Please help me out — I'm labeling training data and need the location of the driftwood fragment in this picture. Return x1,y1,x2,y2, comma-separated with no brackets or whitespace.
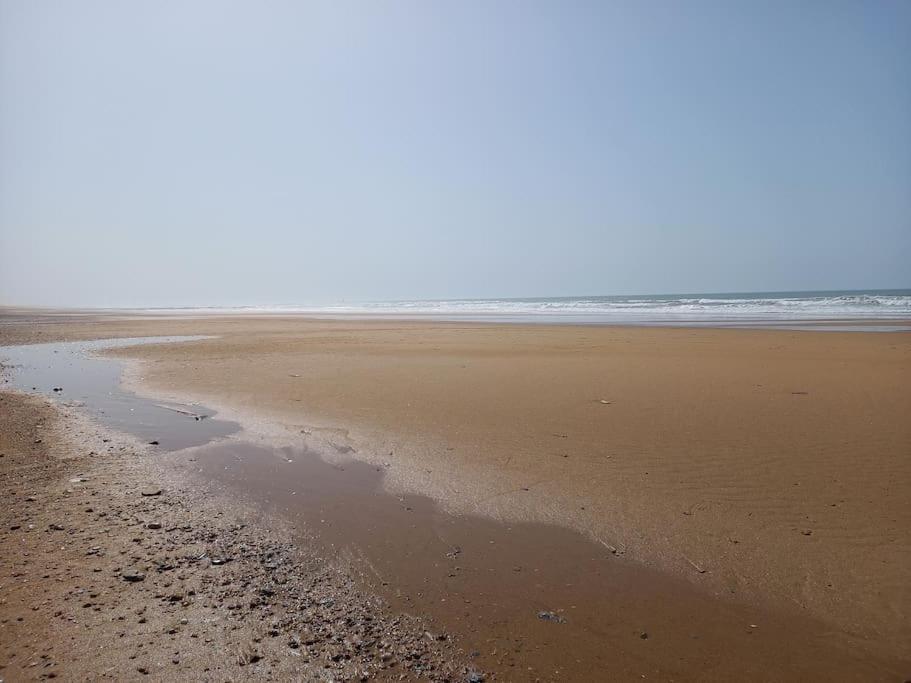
154,404,207,420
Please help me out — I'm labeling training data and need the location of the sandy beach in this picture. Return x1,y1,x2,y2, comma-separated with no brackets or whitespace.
4,0,909,678
1,312,909,680
0,383,471,681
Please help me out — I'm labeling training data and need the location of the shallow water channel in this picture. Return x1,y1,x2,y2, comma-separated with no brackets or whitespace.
0,337,239,450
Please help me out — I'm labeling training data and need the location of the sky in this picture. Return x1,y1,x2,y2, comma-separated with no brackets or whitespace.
1,0,909,307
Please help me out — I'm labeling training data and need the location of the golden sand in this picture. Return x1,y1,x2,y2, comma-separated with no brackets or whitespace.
3,314,909,663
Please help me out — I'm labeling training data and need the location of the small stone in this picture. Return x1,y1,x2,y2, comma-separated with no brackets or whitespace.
140,489,162,497
639,631,649,640
122,570,145,582
146,522,162,530
467,671,486,683
537,610,565,623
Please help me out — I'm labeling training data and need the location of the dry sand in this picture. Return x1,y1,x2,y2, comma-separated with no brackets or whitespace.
2,313,909,679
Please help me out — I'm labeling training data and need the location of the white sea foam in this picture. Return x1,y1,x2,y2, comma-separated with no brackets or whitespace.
129,291,911,326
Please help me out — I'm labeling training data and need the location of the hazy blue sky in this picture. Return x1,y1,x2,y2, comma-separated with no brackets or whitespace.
1,1,909,307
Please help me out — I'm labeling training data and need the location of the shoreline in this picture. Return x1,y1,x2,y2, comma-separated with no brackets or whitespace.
2,304,911,340
2,313,910,679
0,389,473,681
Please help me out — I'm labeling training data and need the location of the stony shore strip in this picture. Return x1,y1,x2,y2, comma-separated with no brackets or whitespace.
0,390,477,681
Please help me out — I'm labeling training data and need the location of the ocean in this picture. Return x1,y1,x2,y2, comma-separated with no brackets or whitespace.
142,289,911,328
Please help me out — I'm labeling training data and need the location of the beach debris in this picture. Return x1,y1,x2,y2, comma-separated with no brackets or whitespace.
148,440,159,446
537,610,566,623
466,670,486,683
289,373,302,378
639,631,649,640
801,529,813,536
140,488,162,497
791,391,809,395
48,523,65,531
121,569,146,582
154,404,207,420
52,387,63,392
598,399,612,404
684,556,707,574
146,522,162,530
598,539,622,555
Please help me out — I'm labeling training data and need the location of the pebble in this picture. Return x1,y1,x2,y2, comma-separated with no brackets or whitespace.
537,610,565,623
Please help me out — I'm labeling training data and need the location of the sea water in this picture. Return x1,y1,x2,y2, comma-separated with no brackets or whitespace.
131,289,911,328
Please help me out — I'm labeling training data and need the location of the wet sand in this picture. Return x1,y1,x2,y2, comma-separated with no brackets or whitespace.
2,313,910,679
0,391,472,681
173,440,904,680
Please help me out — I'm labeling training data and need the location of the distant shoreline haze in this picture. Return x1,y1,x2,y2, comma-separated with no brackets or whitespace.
60,289,907,326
